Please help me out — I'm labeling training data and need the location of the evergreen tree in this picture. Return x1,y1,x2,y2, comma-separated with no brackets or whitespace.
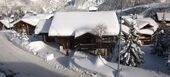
152,18,170,68
118,22,144,67
152,21,170,57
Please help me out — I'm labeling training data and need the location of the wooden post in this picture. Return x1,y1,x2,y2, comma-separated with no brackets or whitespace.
43,34,46,42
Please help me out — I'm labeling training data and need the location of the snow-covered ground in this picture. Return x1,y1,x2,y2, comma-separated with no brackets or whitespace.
73,50,170,77
140,45,170,74
0,31,92,77
0,30,170,77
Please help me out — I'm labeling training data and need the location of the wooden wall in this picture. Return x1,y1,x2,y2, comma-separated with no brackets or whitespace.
49,33,117,56
139,34,151,45
54,34,117,50
55,36,74,49
14,21,35,34
74,33,117,56
39,33,55,42
75,34,117,49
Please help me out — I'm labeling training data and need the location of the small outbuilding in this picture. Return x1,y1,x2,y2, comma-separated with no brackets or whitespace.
13,14,53,35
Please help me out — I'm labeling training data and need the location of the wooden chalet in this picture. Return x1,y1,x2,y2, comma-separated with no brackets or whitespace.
14,14,53,35
137,24,154,44
48,11,120,56
136,18,158,44
122,17,159,45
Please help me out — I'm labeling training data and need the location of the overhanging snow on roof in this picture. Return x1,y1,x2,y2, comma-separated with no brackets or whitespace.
0,18,14,28
74,27,96,38
20,14,53,26
49,11,120,36
136,18,158,32
138,29,155,35
35,18,53,34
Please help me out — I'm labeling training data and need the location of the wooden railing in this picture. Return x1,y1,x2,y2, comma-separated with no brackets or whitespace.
74,42,114,51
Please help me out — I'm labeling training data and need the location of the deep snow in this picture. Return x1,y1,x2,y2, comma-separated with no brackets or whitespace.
1,30,170,77
0,30,92,77
73,47,170,77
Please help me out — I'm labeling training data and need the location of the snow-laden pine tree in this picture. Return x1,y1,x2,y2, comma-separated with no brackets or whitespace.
118,21,144,67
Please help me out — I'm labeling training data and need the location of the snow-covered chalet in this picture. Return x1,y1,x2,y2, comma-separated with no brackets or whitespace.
47,11,120,56
13,14,53,34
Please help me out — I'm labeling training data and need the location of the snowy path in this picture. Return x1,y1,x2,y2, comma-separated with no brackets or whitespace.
0,32,87,77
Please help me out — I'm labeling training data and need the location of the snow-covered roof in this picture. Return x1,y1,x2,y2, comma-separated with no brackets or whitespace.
22,13,36,18
74,27,96,38
49,11,120,36
0,18,14,28
122,24,130,35
136,18,159,32
89,6,98,11
122,17,158,35
157,12,170,21
16,14,53,26
138,29,155,35
34,18,53,34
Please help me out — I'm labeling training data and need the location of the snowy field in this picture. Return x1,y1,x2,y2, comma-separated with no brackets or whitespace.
0,30,169,77
0,0,170,77
0,31,92,77
73,48,170,77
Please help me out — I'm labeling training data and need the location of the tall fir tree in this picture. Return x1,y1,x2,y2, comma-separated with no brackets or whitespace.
118,22,144,67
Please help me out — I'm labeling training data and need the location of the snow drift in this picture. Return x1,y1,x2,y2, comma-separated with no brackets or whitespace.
0,73,5,77
27,41,45,52
73,55,170,77
92,55,107,67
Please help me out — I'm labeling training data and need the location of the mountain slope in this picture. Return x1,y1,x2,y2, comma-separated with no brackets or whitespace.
0,0,168,15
